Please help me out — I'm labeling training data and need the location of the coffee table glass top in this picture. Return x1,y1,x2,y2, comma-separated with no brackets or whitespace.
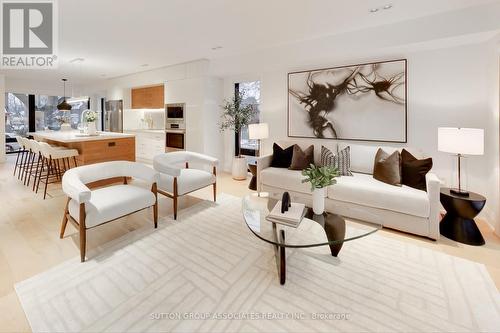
242,194,382,248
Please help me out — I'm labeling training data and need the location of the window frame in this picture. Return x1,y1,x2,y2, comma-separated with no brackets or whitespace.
234,81,261,157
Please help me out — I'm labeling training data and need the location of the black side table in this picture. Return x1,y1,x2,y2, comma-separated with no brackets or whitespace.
248,163,257,190
440,188,486,246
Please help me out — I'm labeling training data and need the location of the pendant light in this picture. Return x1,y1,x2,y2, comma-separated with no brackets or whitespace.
57,78,72,111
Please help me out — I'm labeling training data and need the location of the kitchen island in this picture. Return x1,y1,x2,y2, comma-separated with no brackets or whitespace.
30,130,136,166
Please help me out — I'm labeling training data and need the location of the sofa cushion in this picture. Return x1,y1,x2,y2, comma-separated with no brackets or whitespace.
68,185,155,228
260,167,327,197
271,143,295,168
373,148,402,186
320,145,352,176
158,168,215,195
327,172,430,218
401,149,433,191
289,144,314,170
338,144,401,174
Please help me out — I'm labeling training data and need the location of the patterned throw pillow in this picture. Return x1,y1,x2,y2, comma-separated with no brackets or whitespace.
320,146,352,176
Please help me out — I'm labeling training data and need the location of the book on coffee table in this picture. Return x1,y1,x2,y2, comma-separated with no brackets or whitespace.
266,201,306,228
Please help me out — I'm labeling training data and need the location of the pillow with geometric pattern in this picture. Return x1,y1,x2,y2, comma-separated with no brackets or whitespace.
320,145,352,176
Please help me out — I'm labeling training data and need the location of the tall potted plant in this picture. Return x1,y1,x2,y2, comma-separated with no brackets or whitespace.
220,90,255,180
302,164,340,214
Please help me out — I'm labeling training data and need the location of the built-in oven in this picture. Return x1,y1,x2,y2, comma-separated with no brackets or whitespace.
166,130,185,151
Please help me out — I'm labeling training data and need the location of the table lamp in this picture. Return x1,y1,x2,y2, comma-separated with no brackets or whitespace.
249,123,269,157
438,127,484,196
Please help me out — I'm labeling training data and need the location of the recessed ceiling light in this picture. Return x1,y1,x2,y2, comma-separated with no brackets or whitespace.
211,46,223,50
369,8,379,13
383,4,393,10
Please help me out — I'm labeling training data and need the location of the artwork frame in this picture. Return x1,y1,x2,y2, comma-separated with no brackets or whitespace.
287,59,407,143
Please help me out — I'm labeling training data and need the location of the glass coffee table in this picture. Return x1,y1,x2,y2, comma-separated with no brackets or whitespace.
242,194,382,285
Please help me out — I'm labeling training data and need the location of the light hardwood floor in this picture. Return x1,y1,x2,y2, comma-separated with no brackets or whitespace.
0,154,499,332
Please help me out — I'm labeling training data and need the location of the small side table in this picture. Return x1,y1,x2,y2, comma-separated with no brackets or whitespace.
440,188,486,246
248,163,257,190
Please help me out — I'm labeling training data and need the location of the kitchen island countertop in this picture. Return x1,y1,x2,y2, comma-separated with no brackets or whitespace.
29,130,135,143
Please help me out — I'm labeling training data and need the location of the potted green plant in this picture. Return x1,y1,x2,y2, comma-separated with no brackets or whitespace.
301,164,340,214
219,90,256,180
84,110,98,135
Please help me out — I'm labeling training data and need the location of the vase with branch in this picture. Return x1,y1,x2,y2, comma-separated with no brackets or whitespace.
220,90,256,180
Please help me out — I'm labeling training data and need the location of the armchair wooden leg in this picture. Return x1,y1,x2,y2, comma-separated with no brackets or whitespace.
60,198,70,238
173,196,178,220
173,177,178,220
152,183,158,228
212,166,217,202
79,203,86,262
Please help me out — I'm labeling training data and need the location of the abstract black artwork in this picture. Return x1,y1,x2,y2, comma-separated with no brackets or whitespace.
288,59,407,143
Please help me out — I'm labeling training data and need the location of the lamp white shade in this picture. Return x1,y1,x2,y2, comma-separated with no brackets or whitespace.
438,127,484,155
248,123,269,140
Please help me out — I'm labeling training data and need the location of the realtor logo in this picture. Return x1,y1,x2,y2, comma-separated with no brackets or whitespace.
1,0,58,68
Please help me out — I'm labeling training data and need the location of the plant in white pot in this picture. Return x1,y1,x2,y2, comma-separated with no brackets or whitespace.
84,110,98,135
219,90,256,180
301,164,340,214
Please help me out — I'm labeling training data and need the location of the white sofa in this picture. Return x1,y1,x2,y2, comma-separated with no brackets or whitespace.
256,141,441,240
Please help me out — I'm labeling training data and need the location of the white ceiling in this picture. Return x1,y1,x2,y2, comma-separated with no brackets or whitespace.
0,0,498,82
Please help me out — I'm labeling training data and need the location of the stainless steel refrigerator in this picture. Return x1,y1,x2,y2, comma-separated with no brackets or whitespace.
104,100,123,132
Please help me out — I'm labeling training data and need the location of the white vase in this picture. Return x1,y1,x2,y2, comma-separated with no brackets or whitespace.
312,187,325,215
232,157,248,180
60,123,72,131
87,122,97,135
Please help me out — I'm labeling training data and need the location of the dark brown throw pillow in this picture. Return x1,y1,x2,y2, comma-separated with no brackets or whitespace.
271,143,295,168
373,148,402,186
401,149,433,191
289,145,314,170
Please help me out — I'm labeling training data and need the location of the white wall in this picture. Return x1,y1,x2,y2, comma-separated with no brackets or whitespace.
85,60,224,161
220,40,500,233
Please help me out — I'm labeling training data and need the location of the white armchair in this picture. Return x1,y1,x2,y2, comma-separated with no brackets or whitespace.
153,151,218,219
61,161,160,262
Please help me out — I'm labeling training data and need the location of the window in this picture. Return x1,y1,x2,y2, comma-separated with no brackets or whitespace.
34,95,61,130
235,80,260,156
35,95,90,130
4,92,91,153
5,93,29,136
4,93,29,153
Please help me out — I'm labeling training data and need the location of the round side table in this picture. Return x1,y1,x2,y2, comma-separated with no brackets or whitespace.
440,188,486,246
248,164,257,191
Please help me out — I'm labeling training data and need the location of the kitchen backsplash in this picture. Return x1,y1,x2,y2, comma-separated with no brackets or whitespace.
123,109,164,130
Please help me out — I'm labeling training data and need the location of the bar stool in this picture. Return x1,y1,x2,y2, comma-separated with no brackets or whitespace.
19,137,36,184
36,143,79,199
28,140,56,190
13,137,28,179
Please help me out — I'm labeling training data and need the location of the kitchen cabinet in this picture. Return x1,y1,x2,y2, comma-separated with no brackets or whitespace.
131,85,164,109
124,130,165,163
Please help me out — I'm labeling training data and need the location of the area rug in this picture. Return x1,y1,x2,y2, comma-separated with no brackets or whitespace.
15,194,500,332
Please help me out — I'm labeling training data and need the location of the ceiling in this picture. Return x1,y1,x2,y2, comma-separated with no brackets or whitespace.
0,0,498,82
